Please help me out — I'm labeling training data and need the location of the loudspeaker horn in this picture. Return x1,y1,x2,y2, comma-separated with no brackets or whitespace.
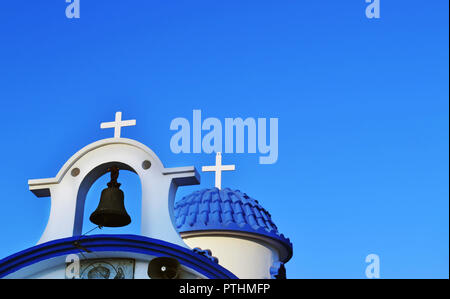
147,257,180,279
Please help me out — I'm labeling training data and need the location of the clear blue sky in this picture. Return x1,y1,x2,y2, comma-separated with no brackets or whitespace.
0,1,448,278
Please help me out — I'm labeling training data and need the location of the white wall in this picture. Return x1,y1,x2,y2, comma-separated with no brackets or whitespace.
4,253,204,279
182,235,279,279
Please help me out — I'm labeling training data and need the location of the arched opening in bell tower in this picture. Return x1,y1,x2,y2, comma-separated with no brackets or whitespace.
77,162,143,236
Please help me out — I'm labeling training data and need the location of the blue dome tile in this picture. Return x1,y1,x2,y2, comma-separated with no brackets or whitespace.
174,187,292,260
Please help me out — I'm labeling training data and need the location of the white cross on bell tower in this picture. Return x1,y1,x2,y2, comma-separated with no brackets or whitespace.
100,111,136,138
202,152,236,190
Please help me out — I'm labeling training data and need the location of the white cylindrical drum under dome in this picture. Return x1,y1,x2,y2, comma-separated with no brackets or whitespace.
174,188,293,279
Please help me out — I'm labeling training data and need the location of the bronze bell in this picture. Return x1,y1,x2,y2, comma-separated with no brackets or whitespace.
89,166,131,227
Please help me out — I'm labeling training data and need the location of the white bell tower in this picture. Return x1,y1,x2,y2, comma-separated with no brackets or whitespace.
28,112,200,247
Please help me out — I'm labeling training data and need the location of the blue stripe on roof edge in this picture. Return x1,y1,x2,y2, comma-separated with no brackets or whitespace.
0,234,237,279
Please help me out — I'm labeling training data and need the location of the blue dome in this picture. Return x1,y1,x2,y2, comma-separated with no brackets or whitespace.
174,188,292,262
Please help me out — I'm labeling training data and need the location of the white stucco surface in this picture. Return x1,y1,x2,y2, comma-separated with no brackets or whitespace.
28,138,200,247
182,234,280,279
4,252,204,279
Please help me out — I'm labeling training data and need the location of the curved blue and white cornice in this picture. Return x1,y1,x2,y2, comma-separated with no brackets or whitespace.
0,235,237,279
